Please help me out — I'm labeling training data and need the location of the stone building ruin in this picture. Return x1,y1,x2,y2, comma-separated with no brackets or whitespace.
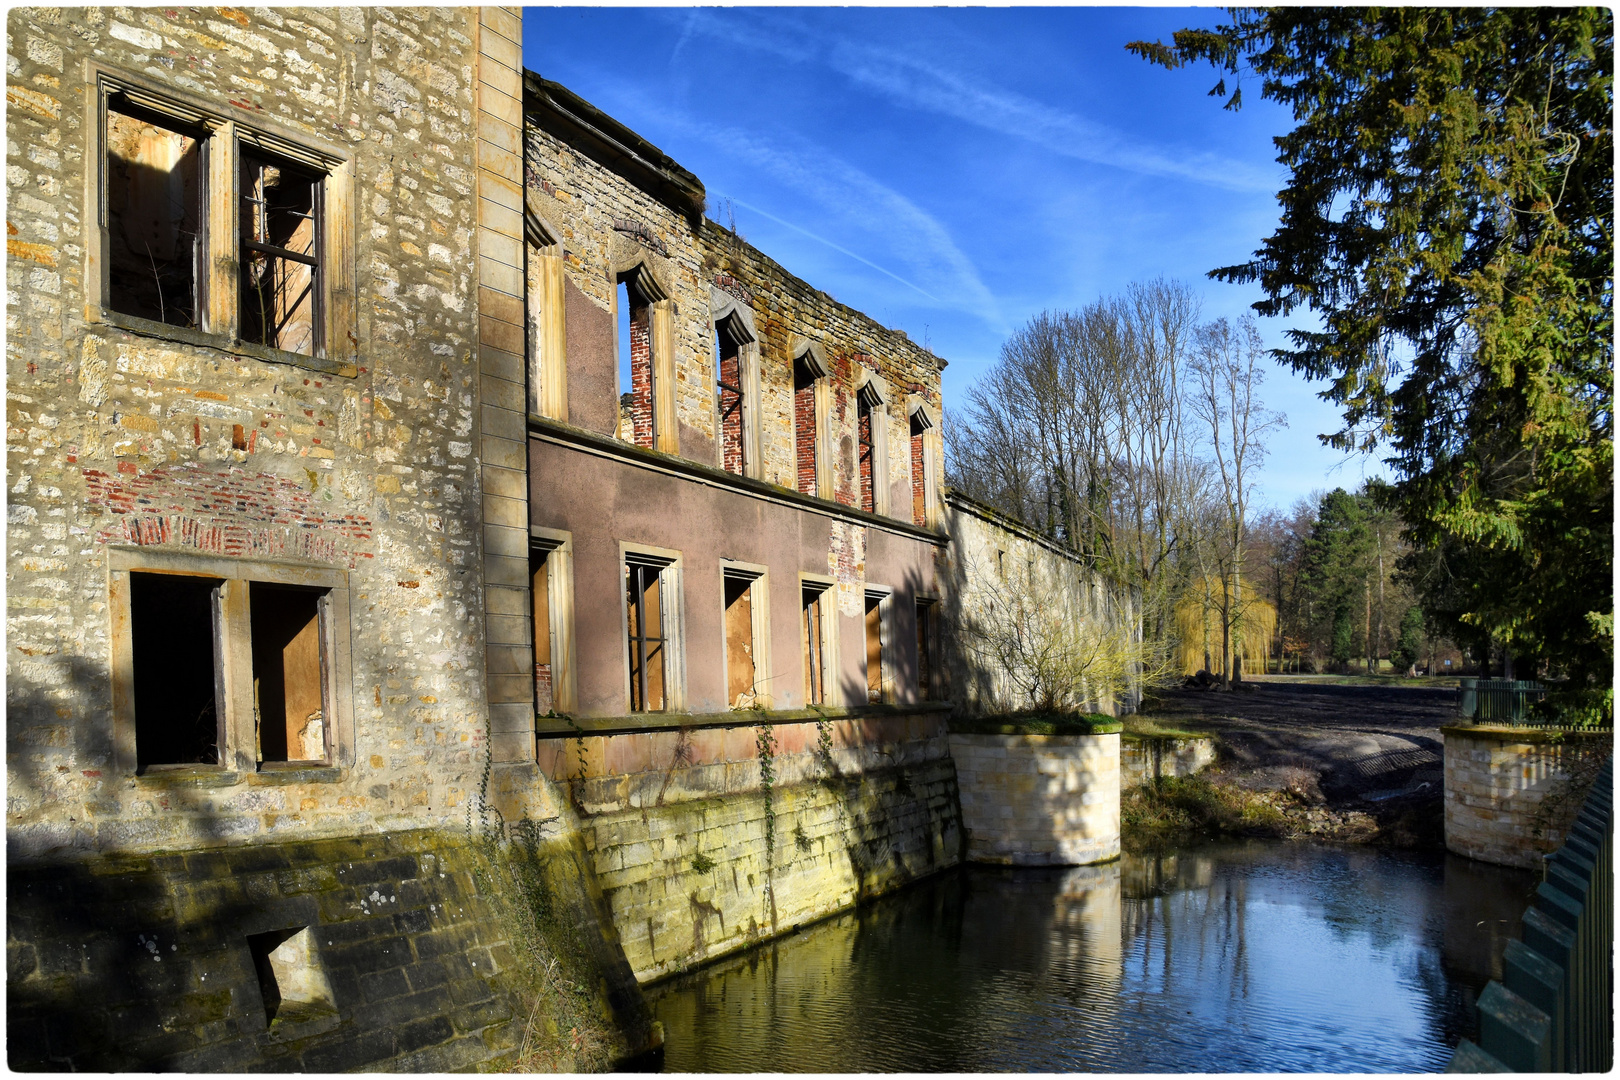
6,7,1136,1070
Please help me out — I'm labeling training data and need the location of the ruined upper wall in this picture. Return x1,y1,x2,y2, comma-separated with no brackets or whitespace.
6,6,493,858
521,77,947,522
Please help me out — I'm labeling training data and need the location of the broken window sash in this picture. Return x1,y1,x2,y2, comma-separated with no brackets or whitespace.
105,98,207,329
802,584,827,706
532,551,553,714
626,559,668,712
240,151,323,356
716,329,747,476
858,398,876,514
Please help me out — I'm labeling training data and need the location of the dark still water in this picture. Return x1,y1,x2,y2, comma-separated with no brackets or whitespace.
649,841,1537,1073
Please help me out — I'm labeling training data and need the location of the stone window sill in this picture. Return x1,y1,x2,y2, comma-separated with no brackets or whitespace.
96,309,357,379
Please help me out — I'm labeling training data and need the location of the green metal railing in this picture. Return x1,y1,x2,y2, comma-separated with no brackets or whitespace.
1448,755,1613,1072
1458,678,1549,724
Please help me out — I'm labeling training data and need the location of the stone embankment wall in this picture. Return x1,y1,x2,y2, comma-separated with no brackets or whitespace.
1442,725,1612,869
538,711,961,982
1121,735,1216,787
6,827,650,1072
949,733,1120,866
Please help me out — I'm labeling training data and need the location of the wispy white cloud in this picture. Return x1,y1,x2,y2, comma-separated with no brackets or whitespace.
653,9,1278,194
642,104,1006,329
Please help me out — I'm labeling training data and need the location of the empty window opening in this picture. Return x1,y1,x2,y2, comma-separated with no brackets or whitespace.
793,357,820,496
250,583,329,764
618,278,656,448
716,327,746,476
916,601,935,701
802,584,830,706
106,99,205,329
865,593,885,704
626,559,669,712
724,571,760,708
240,152,322,357
248,926,335,1026
910,413,928,526
131,572,224,769
858,398,876,514
532,550,554,714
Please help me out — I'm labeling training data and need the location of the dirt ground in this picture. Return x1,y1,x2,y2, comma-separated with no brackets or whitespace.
1134,675,1461,847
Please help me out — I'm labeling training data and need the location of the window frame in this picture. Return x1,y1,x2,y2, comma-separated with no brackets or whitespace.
720,560,772,709
907,396,941,529
863,585,893,705
710,288,763,480
791,338,833,499
915,595,940,702
107,547,353,779
614,261,677,454
800,574,839,708
530,527,578,715
526,204,568,420
620,543,685,714
84,63,357,378
855,366,891,517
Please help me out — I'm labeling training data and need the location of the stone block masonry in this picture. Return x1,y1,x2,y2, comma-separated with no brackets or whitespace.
537,712,962,983
1442,725,1613,869
950,733,1121,866
6,829,628,1072
1121,735,1216,787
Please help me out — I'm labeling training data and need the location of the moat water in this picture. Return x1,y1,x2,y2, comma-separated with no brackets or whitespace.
649,840,1537,1072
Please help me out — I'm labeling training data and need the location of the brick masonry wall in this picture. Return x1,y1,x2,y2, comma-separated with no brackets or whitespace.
536,716,962,982
949,733,1121,866
6,6,489,852
1121,735,1216,787
1442,726,1612,870
9,830,543,1071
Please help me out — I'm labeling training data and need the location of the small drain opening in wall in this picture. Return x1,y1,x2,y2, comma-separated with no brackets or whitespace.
247,926,336,1025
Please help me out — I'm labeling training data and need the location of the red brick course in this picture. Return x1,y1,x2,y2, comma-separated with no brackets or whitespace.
84,464,375,567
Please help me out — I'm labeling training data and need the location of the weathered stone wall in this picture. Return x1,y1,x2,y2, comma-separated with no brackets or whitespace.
7,6,490,854
537,712,962,982
6,827,650,1072
523,116,946,525
1121,735,1216,787
949,732,1121,866
1442,725,1612,869
941,493,1140,716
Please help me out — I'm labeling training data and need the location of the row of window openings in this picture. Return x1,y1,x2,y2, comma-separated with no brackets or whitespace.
531,549,936,715
613,279,932,525
105,97,323,356
129,572,331,770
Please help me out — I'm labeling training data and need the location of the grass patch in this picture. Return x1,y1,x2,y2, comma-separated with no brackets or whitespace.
1122,715,1210,741
948,711,1122,737
1122,775,1291,844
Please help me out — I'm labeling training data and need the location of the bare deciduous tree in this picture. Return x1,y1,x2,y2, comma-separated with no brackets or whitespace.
1190,315,1285,685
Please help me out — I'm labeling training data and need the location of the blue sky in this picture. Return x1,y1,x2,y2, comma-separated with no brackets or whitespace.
523,7,1389,512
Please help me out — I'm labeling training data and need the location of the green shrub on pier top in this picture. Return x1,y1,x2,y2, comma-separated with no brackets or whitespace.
948,711,1122,737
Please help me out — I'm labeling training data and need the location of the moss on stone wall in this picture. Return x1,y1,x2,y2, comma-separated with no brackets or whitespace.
7,828,653,1073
